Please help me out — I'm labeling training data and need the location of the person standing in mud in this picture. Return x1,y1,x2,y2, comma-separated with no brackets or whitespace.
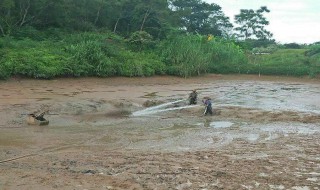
203,97,213,116
189,90,198,105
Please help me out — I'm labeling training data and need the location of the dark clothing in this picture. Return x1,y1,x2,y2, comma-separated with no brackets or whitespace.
203,99,213,115
189,91,198,105
189,91,197,105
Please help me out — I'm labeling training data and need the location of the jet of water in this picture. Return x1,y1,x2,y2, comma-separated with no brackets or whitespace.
132,99,198,116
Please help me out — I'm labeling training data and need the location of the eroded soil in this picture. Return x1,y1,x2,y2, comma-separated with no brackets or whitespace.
0,75,319,190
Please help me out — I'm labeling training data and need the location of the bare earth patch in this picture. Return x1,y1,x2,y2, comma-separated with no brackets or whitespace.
0,75,319,190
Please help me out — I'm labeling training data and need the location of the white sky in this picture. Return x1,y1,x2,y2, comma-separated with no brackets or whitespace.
204,0,320,44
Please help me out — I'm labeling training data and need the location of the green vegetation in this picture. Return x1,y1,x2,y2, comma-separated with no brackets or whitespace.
247,49,320,77
0,0,319,79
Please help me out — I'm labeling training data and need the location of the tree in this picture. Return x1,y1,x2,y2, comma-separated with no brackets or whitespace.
234,6,272,40
0,0,32,36
169,0,232,36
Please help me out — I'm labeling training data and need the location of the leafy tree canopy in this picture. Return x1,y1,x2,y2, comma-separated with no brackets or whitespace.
234,6,272,40
169,0,233,36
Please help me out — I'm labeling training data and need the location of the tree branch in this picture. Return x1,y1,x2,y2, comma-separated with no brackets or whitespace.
140,9,151,31
0,23,5,36
19,0,31,27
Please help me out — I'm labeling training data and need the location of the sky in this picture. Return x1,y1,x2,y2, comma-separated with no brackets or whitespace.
204,0,320,44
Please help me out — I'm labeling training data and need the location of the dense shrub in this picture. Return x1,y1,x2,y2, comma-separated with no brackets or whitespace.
159,35,248,77
206,38,247,74
0,38,67,79
305,44,320,56
118,51,165,77
127,31,155,51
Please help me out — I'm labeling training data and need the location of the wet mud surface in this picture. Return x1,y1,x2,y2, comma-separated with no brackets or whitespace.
0,75,320,189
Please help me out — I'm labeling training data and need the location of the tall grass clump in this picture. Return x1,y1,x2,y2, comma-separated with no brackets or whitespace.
65,40,117,77
64,32,165,77
159,35,248,77
206,38,247,74
117,51,165,77
64,32,123,77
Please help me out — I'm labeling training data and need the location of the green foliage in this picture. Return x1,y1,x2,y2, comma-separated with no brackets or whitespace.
62,32,119,77
236,38,277,50
127,31,154,51
252,44,278,54
234,6,272,40
159,35,210,77
12,27,67,41
117,51,165,77
0,61,12,79
207,38,248,74
159,34,247,77
283,43,302,49
62,32,165,77
247,49,319,77
170,0,232,36
0,29,318,80
305,44,320,56
1,39,67,79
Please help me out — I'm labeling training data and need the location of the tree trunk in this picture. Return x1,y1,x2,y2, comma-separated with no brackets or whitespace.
94,7,102,26
113,17,120,33
0,24,5,36
17,0,31,27
140,9,150,31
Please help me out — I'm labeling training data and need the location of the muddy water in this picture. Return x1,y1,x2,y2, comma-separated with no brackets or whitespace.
0,75,319,154
1,75,320,189
211,81,320,114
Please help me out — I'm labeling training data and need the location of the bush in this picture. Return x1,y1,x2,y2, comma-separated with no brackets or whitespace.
206,38,247,74
0,61,12,79
65,40,106,76
0,38,68,79
159,35,210,77
305,44,320,56
127,31,155,51
159,35,248,77
118,51,165,77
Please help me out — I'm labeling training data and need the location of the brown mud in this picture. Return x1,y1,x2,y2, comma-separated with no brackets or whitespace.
0,75,319,190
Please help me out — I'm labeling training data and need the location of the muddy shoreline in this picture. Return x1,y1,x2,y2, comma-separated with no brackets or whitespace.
0,74,319,189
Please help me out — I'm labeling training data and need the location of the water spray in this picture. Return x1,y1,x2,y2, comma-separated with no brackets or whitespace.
132,99,198,116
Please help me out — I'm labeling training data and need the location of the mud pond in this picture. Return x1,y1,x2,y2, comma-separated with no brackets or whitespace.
0,75,319,189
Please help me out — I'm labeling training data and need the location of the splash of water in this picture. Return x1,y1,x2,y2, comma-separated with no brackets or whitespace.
132,99,198,116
